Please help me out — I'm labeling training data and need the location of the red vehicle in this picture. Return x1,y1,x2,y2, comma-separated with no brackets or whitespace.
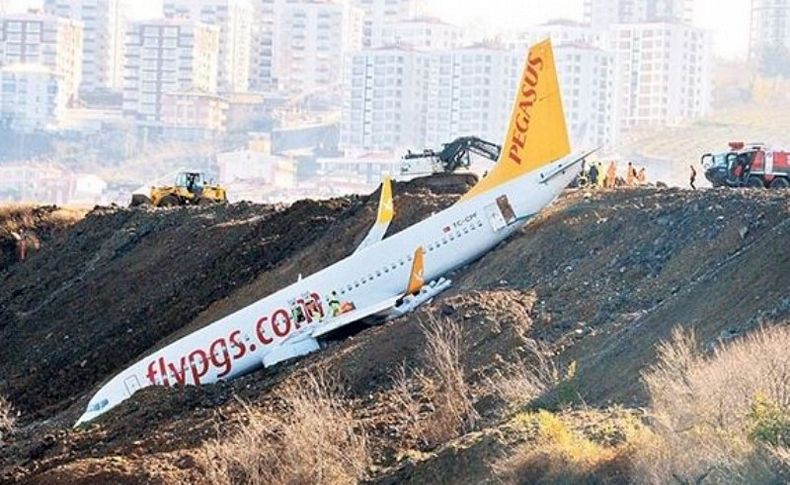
702,142,790,188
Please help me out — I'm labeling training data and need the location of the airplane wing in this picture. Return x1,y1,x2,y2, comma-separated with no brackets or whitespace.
263,245,427,367
353,176,394,254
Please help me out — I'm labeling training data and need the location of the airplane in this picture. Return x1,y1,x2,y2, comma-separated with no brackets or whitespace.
76,39,590,426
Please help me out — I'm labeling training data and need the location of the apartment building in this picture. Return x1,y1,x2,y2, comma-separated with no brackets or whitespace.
610,22,712,130
0,63,68,131
274,0,363,96
422,46,520,149
249,0,276,91
350,0,423,47
43,0,125,93
163,0,252,93
341,46,426,150
511,20,610,50
510,22,617,147
583,0,693,28
749,0,790,61
161,90,229,140
553,43,618,148
341,45,520,152
378,17,465,50
122,19,219,123
0,12,83,103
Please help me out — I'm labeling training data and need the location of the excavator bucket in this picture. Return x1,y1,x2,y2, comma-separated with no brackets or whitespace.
129,194,152,207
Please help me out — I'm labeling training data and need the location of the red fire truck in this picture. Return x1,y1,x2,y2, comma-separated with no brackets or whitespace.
702,142,790,188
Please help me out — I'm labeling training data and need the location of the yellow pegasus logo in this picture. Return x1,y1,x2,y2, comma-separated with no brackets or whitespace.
460,39,570,201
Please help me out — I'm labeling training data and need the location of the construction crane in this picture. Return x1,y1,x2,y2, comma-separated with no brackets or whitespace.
401,136,501,176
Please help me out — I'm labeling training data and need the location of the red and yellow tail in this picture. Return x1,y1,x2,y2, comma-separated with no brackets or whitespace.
461,40,570,201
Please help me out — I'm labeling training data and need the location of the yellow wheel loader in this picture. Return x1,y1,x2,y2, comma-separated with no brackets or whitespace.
130,172,228,207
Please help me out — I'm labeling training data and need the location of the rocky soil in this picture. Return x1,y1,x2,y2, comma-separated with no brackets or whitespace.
0,180,787,484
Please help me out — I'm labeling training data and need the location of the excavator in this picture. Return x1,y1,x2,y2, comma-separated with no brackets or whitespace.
130,171,228,207
400,136,501,176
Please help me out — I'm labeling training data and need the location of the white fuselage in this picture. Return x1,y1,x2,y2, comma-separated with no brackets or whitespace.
76,157,580,425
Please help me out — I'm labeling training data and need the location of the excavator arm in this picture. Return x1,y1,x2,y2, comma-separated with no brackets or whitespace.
402,136,501,174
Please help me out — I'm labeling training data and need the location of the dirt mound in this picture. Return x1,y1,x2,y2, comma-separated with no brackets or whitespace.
0,205,85,271
1,184,788,484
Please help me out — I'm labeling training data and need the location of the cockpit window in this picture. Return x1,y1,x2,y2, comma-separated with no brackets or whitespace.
87,398,109,412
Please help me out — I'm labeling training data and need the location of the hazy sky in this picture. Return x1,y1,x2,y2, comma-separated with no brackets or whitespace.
7,0,751,60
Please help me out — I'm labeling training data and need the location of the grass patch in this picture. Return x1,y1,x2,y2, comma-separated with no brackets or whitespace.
634,325,790,483
200,370,369,484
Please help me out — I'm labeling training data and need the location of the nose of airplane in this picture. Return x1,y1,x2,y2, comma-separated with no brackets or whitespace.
74,411,97,427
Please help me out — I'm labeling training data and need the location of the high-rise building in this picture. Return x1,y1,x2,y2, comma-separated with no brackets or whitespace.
122,19,219,123
510,20,610,50
378,17,465,50
509,22,617,147
43,0,125,93
350,0,423,48
341,46,520,151
553,43,618,148
749,0,790,61
610,22,712,130
0,63,68,131
163,0,252,93
341,47,427,150
274,0,363,96
0,12,83,103
422,46,520,148
249,0,276,91
583,0,693,28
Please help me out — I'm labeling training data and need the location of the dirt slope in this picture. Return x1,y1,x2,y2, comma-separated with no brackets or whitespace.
0,183,787,484
0,175,471,424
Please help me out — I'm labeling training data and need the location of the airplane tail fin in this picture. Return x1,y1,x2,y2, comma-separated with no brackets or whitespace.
461,39,570,201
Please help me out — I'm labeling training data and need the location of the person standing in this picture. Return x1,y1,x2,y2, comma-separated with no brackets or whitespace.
606,161,617,188
588,162,599,187
597,162,605,188
626,162,635,186
690,165,697,190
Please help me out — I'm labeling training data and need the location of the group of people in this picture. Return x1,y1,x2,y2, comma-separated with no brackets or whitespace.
289,294,324,324
583,161,647,188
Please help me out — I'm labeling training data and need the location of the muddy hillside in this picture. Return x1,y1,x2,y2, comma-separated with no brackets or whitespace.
0,181,788,484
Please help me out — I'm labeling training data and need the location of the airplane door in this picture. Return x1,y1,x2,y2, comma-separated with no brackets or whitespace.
485,203,507,231
485,195,516,231
124,374,142,397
